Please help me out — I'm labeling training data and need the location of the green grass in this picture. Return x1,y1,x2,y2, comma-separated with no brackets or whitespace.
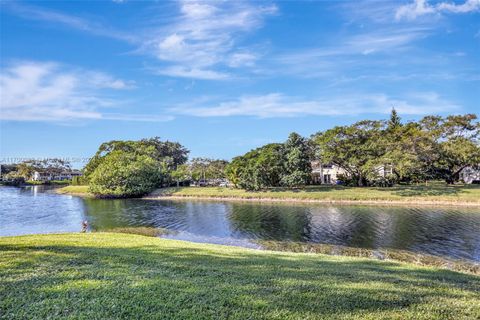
149,183,480,205
1,233,479,319
55,185,90,196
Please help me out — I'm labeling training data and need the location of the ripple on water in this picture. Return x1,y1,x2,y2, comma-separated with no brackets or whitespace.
1,186,479,262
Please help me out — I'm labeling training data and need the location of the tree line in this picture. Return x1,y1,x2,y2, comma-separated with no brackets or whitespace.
2,111,478,196
314,111,479,186
0,159,72,185
227,111,479,189
82,138,228,197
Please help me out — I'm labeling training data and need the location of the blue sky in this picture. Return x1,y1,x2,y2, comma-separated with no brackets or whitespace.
1,0,479,166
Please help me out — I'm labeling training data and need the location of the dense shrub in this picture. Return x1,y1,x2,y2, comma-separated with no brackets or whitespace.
226,133,312,190
88,151,164,198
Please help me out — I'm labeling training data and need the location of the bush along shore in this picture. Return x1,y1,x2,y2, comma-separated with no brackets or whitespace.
1,233,479,319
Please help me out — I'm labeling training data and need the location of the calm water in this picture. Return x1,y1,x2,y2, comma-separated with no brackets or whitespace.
1,186,479,262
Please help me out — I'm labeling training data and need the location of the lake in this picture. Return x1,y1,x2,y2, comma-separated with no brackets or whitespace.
1,185,479,262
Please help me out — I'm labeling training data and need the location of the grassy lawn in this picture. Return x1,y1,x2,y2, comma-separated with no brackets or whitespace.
55,185,91,196
149,183,480,205
1,233,479,319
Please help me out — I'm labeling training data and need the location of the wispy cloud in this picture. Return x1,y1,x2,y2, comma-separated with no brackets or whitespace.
142,0,277,79
396,0,480,21
2,2,135,42
271,27,429,78
339,1,401,24
171,92,459,118
152,66,230,80
0,61,170,122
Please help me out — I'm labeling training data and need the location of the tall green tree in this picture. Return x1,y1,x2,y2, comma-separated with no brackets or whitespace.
313,120,385,186
387,108,402,131
225,143,284,190
171,164,191,187
84,138,189,179
379,121,433,183
84,138,188,197
140,137,189,170
281,132,312,187
88,150,164,197
421,114,480,183
189,158,228,182
12,159,71,180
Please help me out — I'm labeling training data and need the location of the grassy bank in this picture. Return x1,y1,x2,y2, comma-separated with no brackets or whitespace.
147,183,480,206
55,183,480,206
1,233,479,319
55,185,91,197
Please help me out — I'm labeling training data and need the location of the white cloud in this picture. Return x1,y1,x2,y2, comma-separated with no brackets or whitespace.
280,28,427,60
227,52,258,68
3,1,275,80
396,0,480,20
144,0,277,79
272,27,429,78
0,61,169,122
437,0,480,13
87,72,136,89
3,2,135,42
171,92,459,118
154,66,230,80
101,114,174,122
338,1,402,24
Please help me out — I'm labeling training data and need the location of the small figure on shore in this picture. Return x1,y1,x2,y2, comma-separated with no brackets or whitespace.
81,220,88,233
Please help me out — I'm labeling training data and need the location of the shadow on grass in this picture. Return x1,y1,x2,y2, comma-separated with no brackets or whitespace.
1,241,479,319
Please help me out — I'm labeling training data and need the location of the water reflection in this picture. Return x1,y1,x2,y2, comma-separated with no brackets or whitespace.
0,186,87,236
1,186,479,262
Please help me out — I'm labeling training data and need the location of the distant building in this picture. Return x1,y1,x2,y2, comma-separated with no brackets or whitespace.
311,161,346,184
31,170,82,182
311,161,393,184
374,165,394,178
190,178,230,187
460,167,480,184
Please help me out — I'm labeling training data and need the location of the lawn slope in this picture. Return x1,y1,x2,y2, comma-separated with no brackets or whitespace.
1,233,479,319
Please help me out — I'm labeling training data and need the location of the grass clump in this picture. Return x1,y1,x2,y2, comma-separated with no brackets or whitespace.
1,233,479,319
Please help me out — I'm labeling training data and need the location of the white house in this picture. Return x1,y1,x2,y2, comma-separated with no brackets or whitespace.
31,170,82,181
311,161,394,184
460,167,480,184
311,161,346,184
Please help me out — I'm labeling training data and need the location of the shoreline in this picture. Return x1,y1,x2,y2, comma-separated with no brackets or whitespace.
52,186,480,207
143,194,480,207
1,232,478,275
